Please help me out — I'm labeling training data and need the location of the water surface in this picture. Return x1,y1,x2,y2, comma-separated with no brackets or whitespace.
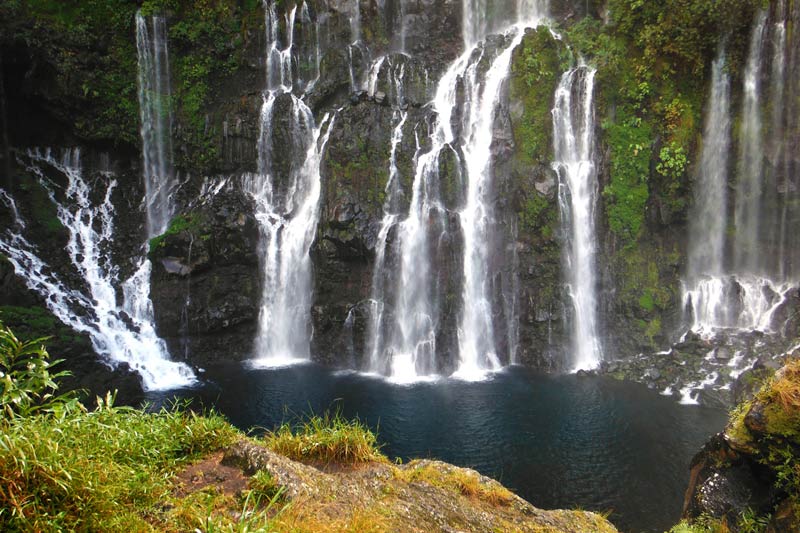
148,363,727,532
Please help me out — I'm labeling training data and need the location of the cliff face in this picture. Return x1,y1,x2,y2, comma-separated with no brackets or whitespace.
1,0,799,400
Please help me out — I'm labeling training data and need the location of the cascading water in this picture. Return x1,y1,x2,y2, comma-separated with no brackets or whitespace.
682,9,798,340
454,3,550,379
245,1,335,365
687,51,730,283
365,1,550,381
552,65,601,371
366,110,407,375
682,50,735,334
733,11,767,275
0,149,195,390
136,12,176,238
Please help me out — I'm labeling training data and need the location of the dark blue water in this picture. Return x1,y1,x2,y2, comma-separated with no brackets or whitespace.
147,363,727,533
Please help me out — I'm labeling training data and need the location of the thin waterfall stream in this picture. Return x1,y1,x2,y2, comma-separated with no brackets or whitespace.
552,65,601,371
245,0,335,366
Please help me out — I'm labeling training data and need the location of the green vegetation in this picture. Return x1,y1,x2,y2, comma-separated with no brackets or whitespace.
138,0,266,171
602,112,652,243
519,191,554,235
0,325,618,532
0,306,89,354
148,213,203,250
265,410,388,465
509,28,565,237
0,323,68,418
2,0,142,144
16,173,64,235
510,27,565,167
561,0,758,245
1,0,262,171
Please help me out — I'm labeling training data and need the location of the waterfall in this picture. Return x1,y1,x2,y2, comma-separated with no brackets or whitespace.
733,11,767,275
687,51,730,282
245,1,335,365
770,0,787,280
454,29,529,379
682,50,733,332
552,66,601,371
136,12,176,238
0,149,195,390
364,2,550,381
366,110,407,374
682,8,798,339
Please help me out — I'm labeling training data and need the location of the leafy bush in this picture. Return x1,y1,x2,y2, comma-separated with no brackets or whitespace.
0,323,69,418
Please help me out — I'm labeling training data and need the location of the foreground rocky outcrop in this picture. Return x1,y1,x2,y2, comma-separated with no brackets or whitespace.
181,438,619,533
680,357,800,531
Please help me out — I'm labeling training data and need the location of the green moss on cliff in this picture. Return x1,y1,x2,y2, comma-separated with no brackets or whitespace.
602,111,652,243
0,306,89,352
2,0,261,168
4,0,141,144
510,27,564,167
564,0,759,245
148,213,204,251
156,0,262,171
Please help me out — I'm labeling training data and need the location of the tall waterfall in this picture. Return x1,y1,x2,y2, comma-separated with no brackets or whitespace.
552,66,601,371
246,1,334,365
0,149,195,390
687,51,730,282
733,11,767,275
136,12,176,238
683,8,798,338
366,110,407,375
365,1,550,381
682,50,734,333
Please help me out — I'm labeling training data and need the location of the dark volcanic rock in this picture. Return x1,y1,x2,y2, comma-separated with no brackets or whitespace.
150,189,261,366
683,433,778,526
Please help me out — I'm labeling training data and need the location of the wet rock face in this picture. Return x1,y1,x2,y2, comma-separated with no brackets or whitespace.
682,360,800,531
683,434,777,523
149,190,261,365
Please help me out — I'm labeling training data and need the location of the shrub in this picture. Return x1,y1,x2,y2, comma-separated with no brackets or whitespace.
0,323,70,418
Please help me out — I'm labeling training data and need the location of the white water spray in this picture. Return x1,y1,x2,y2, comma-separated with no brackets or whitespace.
245,1,336,365
0,150,194,390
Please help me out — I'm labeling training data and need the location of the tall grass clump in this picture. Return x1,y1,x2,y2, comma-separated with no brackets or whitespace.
0,322,240,531
264,410,386,465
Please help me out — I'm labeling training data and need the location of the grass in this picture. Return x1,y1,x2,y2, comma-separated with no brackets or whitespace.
0,395,239,532
0,323,617,532
770,359,800,414
264,411,387,465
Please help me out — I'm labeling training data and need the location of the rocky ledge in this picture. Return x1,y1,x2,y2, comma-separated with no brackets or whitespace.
679,357,800,531
178,439,618,533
